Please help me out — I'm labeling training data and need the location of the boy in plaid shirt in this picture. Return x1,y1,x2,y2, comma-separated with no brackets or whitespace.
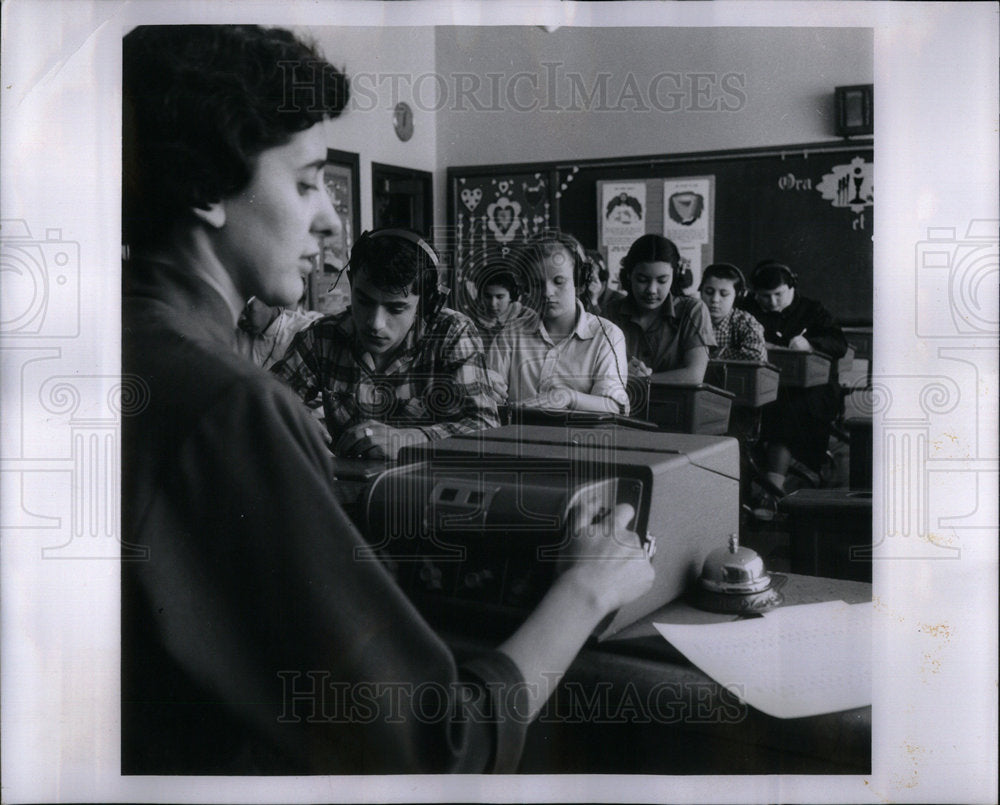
271,230,500,459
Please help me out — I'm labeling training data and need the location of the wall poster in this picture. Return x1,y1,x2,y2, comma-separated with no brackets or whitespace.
598,181,647,289
663,175,714,291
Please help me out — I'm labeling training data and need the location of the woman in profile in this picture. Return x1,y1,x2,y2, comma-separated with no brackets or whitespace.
122,24,653,775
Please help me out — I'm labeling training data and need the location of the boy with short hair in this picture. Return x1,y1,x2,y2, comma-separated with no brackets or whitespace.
743,259,848,517
271,229,501,459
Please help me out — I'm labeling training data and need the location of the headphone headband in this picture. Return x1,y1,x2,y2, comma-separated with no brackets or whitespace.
525,230,592,290
751,260,798,289
701,262,748,295
346,227,448,324
360,228,439,269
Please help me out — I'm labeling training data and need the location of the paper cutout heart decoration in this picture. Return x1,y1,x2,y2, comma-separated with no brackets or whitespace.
523,180,546,208
486,197,522,243
460,187,482,212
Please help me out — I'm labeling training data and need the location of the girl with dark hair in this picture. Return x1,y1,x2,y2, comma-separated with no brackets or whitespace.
602,234,715,382
470,261,536,348
582,249,625,314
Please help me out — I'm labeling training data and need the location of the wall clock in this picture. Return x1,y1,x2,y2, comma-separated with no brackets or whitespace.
393,101,414,142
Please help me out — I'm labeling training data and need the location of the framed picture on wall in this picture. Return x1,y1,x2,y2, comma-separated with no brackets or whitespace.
308,148,361,314
371,161,433,236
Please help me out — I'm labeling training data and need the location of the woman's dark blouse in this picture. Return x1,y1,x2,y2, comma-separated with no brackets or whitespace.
122,260,528,775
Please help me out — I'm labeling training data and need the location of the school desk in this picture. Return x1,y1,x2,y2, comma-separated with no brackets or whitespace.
634,377,735,435
779,489,874,582
704,359,780,408
444,572,872,775
767,346,833,388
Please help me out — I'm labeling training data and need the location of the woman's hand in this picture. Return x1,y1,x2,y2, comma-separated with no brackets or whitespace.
497,502,655,720
558,502,655,615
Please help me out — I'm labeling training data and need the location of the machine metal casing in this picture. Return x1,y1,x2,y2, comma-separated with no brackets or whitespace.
364,425,740,639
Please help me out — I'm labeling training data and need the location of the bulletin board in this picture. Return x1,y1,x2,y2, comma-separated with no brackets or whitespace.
556,142,873,325
597,176,717,291
449,141,872,325
448,169,557,312
308,148,361,315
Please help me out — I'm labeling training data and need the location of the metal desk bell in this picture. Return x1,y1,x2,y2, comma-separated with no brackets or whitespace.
693,533,785,614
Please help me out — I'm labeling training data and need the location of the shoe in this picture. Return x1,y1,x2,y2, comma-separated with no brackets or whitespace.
751,492,779,522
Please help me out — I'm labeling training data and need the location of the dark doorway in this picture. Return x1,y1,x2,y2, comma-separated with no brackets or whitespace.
372,162,433,236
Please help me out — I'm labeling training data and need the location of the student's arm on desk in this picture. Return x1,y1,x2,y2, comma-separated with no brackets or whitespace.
646,345,709,383
652,298,714,381
801,301,848,359
337,322,501,457
497,504,654,720
519,388,625,414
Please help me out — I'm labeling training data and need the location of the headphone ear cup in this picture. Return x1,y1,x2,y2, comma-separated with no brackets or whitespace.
423,272,448,324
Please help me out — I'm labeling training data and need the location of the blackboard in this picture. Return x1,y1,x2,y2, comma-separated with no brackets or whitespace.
552,142,873,325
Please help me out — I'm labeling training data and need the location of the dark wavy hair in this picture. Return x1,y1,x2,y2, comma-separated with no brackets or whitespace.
348,231,438,299
585,249,610,284
476,265,520,301
619,234,685,297
123,25,349,250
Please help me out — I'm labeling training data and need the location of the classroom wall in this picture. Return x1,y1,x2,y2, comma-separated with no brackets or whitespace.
434,26,873,164
304,26,873,246
433,26,873,231
299,26,439,233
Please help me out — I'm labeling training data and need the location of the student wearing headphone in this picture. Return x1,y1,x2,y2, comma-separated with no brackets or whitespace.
469,260,537,349
699,263,767,361
603,234,716,382
486,232,630,414
271,228,501,459
582,249,625,314
743,259,848,515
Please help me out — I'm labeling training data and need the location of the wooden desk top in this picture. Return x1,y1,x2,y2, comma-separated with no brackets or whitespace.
445,574,871,774
606,571,871,643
